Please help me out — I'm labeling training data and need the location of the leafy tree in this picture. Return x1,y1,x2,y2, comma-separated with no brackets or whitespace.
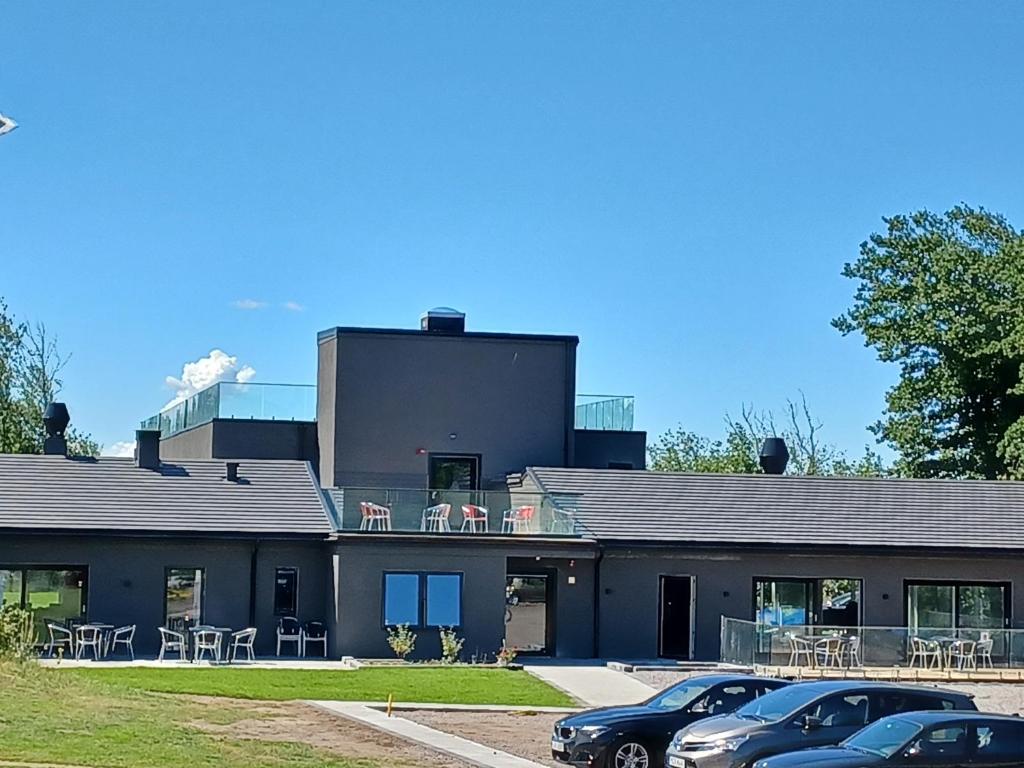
834,205,1024,479
649,394,886,476
0,299,98,457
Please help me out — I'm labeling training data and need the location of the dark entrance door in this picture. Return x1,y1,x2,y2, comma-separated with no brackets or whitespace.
428,454,480,490
659,575,692,659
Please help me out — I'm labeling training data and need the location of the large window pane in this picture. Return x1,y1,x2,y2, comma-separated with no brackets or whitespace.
755,580,811,626
383,573,420,626
0,570,22,608
908,584,954,634
820,579,861,627
165,568,204,628
958,585,1005,630
425,574,462,627
505,575,547,652
26,569,87,639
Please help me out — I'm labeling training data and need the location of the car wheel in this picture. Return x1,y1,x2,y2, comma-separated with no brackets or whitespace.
610,740,650,768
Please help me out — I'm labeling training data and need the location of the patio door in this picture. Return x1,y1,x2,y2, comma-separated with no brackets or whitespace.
428,455,480,491
906,581,1010,657
659,575,693,659
505,574,553,655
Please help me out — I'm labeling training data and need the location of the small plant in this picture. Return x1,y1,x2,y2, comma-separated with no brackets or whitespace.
386,623,417,660
496,641,518,666
439,627,464,664
0,605,36,662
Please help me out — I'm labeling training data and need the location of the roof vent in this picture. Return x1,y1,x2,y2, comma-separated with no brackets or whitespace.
420,307,465,333
226,461,240,482
43,402,70,456
135,429,161,470
759,438,789,475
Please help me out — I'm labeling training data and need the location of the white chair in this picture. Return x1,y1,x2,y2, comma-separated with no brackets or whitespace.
359,502,392,531
229,628,257,662
501,505,535,534
110,625,136,660
948,640,977,670
978,634,995,668
193,629,222,662
785,633,814,666
421,503,452,532
302,621,327,657
158,627,187,662
814,637,844,668
46,623,75,658
75,625,103,660
846,635,862,667
460,504,489,533
909,636,942,669
276,616,303,656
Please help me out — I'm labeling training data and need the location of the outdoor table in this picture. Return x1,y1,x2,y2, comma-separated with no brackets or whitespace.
84,623,115,657
189,626,233,662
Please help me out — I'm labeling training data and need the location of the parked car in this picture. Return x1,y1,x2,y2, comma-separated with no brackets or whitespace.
551,674,789,768
754,711,1024,768
663,681,976,768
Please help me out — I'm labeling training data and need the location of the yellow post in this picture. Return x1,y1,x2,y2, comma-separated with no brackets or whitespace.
386,693,394,717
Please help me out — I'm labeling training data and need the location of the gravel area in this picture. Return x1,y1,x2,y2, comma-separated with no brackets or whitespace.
402,709,565,767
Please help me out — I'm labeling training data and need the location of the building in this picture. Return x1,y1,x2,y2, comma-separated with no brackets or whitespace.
2,309,1023,662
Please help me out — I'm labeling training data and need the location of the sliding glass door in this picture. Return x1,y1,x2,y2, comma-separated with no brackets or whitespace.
907,581,1009,649
0,566,88,642
755,577,862,628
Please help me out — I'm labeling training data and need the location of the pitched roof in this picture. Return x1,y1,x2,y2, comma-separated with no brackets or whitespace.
0,455,333,535
527,467,1024,551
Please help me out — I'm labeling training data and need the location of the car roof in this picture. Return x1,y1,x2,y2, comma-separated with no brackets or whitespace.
781,680,970,698
886,711,1023,727
671,673,791,686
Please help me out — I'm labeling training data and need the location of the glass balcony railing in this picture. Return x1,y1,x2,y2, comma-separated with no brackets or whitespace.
141,382,317,438
574,394,635,431
327,487,583,537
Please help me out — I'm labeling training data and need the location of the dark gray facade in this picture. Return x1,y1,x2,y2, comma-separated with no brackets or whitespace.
160,419,318,465
317,328,579,488
573,429,647,470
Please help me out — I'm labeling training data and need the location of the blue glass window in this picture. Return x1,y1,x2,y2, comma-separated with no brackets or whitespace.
426,574,462,627
383,573,420,626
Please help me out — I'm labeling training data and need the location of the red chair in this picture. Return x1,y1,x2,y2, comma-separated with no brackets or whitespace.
501,505,535,534
359,501,392,531
460,504,489,533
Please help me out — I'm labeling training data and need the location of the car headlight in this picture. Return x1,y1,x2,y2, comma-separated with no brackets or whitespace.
579,725,609,739
711,735,749,752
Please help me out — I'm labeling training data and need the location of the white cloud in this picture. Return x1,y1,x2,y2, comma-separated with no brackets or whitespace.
163,349,257,408
232,298,267,310
282,301,304,312
103,440,136,458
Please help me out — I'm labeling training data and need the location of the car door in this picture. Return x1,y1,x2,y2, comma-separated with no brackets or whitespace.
662,682,761,742
969,720,1024,767
903,722,969,766
790,693,871,749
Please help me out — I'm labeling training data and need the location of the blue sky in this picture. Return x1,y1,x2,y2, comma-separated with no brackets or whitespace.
2,2,1023,456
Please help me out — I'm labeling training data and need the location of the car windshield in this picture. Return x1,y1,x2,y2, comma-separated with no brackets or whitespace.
843,718,922,758
734,685,826,722
645,681,714,712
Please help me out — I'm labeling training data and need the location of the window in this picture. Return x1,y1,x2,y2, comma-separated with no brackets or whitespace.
803,694,869,729
382,572,463,628
165,568,204,629
974,722,1024,760
0,566,87,639
755,578,862,627
909,724,968,760
871,692,949,720
906,581,1010,656
273,567,298,616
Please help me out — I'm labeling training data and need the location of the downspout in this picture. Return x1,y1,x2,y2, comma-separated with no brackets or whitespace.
248,540,260,628
592,546,604,658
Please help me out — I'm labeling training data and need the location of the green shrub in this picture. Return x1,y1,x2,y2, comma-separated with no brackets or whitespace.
0,605,36,661
439,627,464,664
385,623,417,660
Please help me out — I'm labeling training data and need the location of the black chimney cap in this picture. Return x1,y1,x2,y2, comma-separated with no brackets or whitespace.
759,437,790,475
43,402,70,437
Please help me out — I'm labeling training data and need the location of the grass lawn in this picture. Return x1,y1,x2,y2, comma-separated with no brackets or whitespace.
0,662,387,767
68,665,575,706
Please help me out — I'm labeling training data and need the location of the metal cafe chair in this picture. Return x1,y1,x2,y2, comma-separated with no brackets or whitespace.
110,625,136,660
74,625,104,660
276,616,302,656
501,505,535,534
193,629,222,662
302,621,328,657
158,627,188,661
460,504,489,533
421,503,452,532
359,501,392,531
229,628,258,662
46,623,75,658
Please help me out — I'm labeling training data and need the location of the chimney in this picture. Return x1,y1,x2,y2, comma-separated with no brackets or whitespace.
420,307,465,333
135,429,161,470
226,461,240,482
42,402,70,456
759,437,790,475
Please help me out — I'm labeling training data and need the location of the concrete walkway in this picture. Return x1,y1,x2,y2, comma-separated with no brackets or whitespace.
38,657,360,669
310,701,550,768
523,663,656,707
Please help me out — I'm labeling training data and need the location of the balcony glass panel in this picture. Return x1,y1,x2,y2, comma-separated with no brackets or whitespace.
575,394,635,431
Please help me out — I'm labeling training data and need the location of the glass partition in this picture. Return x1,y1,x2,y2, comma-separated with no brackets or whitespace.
165,568,204,630
574,394,635,431
0,567,87,641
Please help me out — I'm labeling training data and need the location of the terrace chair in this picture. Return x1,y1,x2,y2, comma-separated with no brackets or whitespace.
302,621,327,657
548,506,577,534
45,622,75,658
845,635,862,667
948,640,978,670
359,501,392,531
109,625,136,660
501,505,535,534
814,637,845,669
193,629,222,662
421,503,452,532
74,625,103,660
785,633,814,667
460,504,489,533
978,635,995,668
158,627,187,662
229,628,257,662
276,616,303,656
909,636,942,669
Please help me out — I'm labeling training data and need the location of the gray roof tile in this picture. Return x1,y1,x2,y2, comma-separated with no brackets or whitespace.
527,467,1024,550
0,455,332,535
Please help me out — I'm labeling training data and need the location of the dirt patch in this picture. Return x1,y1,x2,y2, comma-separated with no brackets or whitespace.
188,698,473,767
402,709,564,767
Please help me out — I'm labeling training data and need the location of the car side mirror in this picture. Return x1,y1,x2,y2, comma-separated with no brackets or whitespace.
801,715,822,731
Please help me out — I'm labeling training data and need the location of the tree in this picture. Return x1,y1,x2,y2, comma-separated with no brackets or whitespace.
0,299,98,457
648,394,887,476
834,205,1024,479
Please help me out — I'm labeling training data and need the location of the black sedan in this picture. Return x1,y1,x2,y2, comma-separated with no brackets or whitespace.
755,711,1024,768
551,674,788,768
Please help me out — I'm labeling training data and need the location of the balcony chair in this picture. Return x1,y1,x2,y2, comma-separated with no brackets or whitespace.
229,628,258,662
784,633,813,667
193,629,222,662
46,622,75,658
157,627,187,662
978,633,995,668
276,616,303,656
845,635,862,667
110,625,136,660
74,625,104,660
460,504,489,533
908,636,942,669
548,506,577,534
302,620,328,657
359,501,392,531
501,505,535,534
948,639,977,670
814,636,845,668
421,503,452,532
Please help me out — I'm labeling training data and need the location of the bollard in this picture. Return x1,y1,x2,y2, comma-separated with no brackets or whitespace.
386,693,393,717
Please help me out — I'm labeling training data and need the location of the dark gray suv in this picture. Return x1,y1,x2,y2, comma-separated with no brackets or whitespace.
663,681,976,768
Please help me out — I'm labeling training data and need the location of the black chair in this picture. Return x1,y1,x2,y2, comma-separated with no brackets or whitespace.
302,620,327,657
276,616,301,656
